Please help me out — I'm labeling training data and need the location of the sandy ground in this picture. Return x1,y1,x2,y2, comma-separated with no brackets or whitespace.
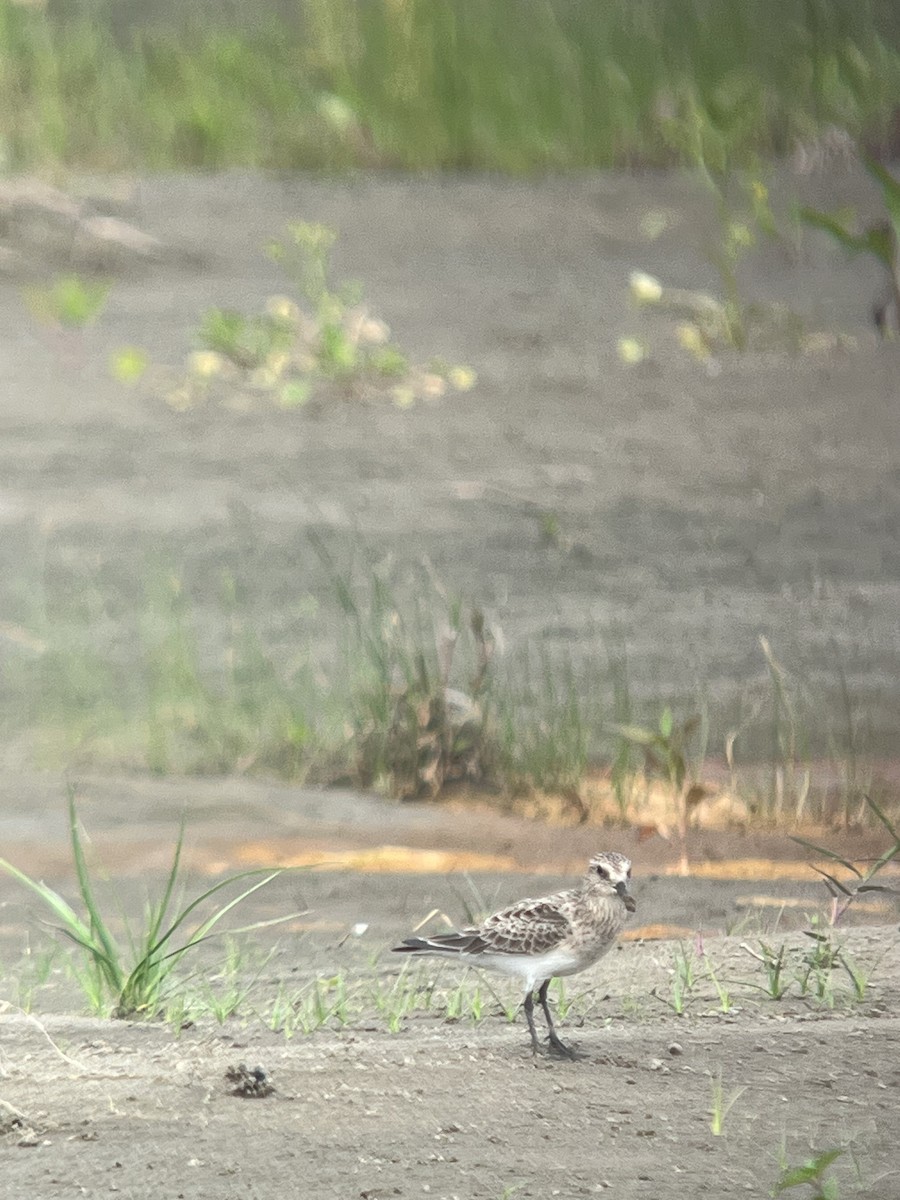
0,162,899,1196
2,999,899,1200
0,774,899,1198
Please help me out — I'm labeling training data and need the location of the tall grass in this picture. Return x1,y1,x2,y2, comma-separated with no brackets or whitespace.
492,648,600,795
2,556,891,828
0,0,898,171
139,571,329,778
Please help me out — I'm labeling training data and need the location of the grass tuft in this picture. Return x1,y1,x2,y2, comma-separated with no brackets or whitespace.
0,787,293,1017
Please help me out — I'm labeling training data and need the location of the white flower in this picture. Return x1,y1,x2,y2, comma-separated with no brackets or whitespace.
418,373,446,398
316,93,357,133
676,323,711,360
629,271,663,304
448,365,477,391
188,351,225,378
617,337,649,365
265,295,301,324
359,317,390,345
392,385,416,408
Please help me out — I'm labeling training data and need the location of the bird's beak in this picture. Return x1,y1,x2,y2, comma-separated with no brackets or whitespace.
616,880,636,913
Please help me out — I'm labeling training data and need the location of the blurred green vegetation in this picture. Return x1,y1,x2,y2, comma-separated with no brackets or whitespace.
0,549,887,828
0,0,898,172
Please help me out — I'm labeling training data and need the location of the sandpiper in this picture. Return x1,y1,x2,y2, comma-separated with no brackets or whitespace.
392,850,635,1057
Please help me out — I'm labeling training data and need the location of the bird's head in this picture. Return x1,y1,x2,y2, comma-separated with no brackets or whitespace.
587,851,636,912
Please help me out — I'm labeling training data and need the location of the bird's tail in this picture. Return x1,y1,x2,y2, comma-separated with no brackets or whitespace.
392,933,481,956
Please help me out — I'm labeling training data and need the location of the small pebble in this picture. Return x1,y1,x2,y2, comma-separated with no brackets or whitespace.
668,1042,684,1056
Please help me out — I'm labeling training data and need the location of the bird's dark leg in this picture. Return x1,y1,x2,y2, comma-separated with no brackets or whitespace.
522,989,543,1055
537,979,578,1059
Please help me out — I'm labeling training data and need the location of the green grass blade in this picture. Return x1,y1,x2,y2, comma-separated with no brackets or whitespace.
864,793,900,842
147,908,306,972
798,207,883,261
864,157,900,236
175,871,286,947
142,814,187,952
811,867,854,896
859,223,896,266
789,834,861,874
866,842,900,880
67,789,124,987
218,910,308,936
56,927,122,987
143,869,285,960
0,855,121,991
0,856,92,942
774,1148,844,1193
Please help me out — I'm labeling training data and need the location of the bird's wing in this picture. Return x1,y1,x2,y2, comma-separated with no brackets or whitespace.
473,893,574,955
392,888,578,957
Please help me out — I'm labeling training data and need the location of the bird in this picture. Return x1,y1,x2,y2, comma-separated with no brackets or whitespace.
392,850,635,1058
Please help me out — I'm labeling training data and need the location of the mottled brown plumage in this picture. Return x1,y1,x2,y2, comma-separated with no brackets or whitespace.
393,851,635,1057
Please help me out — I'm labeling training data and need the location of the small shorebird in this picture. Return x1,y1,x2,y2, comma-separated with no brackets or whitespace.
392,851,635,1058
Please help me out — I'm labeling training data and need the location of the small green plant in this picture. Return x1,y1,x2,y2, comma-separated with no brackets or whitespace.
274,220,338,309
708,1066,746,1135
368,962,442,1034
171,221,474,411
743,929,872,1007
652,940,698,1014
760,637,811,823
537,510,563,548
5,944,61,1013
631,93,801,356
743,940,791,1000
835,949,868,1002
0,789,292,1017
24,274,110,329
796,916,843,1005
273,974,351,1034
109,345,150,385
171,936,275,1025
445,978,486,1024
672,942,698,1012
704,956,735,1014
695,168,766,352
773,1149,845,1199
783,793,898,1004
800,156,900,337
548,977,571,1023
274,221,362,380
197,307,293,370
795,918,871,1006
496,1185,525,1200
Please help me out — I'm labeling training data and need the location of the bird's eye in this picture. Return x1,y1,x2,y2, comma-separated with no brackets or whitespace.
596,866,608,879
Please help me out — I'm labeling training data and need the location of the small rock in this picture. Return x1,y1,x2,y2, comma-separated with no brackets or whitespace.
668,1042,684,1056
